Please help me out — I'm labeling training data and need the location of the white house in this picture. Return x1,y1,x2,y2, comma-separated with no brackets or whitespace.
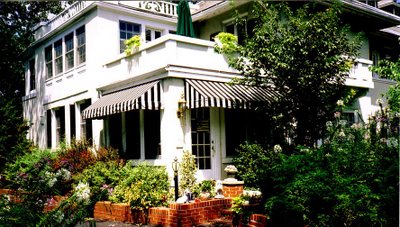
22,1,400,181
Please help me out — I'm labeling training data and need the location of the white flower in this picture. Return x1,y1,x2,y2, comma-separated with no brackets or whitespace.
334,112,341,118
259,68,266,77
74,182,91,204
326,121,333,128
336,100,344,107
224,165,238,174
376,98,384,106
57,168,71,181
338,130,346,138
339,120,347,127
47,177,57,188
273,144,282,153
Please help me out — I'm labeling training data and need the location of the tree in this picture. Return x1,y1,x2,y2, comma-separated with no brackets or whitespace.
0,2,64,173
370,59,400,114
217,2,361,146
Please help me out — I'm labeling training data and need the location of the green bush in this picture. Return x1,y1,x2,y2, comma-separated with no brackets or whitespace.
179,150,197,194
233,106,398,226
110,162,169,211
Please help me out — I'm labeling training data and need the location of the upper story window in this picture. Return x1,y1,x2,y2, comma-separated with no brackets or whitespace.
65,33,74,70
29,59,36,91
76,26,86,65
224,18,256,45
54,39,63,75
45,45,53,79
120,21,141,53
44,25,85,80
145,28,162,42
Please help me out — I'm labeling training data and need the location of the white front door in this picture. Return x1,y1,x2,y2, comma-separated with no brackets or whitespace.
191,108,221,181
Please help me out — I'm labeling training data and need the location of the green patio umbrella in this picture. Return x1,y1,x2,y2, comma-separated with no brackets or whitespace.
177,0,195,38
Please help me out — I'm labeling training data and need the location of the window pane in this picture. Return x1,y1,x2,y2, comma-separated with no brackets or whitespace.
144,110,160,159
126,111,140,159
29,59,35,91
119,21,141,53
146,29,151,42
65,33,74,51
109,114,122,153
76,26,86,65
155,31,161,39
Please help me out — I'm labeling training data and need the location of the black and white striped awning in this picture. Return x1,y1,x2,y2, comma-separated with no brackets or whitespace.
82,81,161,119
185,79,278,109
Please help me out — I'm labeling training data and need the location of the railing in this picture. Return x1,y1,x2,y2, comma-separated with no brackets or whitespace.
119,1,178,17
47,1,93,32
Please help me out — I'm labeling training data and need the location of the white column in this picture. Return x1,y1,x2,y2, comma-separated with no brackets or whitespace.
160,78,185,178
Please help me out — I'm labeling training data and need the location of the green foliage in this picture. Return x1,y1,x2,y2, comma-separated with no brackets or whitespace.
0,2,64,175
370,58,400,113
214,32,238,55
110,162,169,211
179,151,197,194
124,35,141,55
193,180,216,198
73,160,124,202
232,143,279,192
218,2,361,146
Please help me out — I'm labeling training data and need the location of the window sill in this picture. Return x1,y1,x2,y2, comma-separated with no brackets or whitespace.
22,91,37,101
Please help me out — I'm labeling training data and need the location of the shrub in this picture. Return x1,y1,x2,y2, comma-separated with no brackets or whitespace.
53,139,96,174
110,162,169,212
179,150,197,194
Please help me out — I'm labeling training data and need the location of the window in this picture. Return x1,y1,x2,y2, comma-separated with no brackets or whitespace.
55,107,65,146
80,100,92,142
45,45,53,79
29,59,36,91
191,108,211,170
54,39,63,75
65,33,74,70
224,18,256,45
120,21,141,53
108,110,161,160
145,28,162,42
126,111,140,159
144,110,161,159
46,110,52,148
225,109,271,157
70,104,76,139
76,26,86,65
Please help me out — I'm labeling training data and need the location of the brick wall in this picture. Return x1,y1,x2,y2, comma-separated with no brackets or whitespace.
249,214,268,227
94,201,147,223
149,198,232,227
222,183,244,198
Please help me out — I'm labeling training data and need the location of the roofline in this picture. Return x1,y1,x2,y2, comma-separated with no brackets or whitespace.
23,1,178,59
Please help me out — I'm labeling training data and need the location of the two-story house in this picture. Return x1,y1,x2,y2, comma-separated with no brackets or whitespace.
22,1,400,181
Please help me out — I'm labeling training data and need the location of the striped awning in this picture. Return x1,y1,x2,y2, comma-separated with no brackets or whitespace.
82,81,161,119
185,79,278,109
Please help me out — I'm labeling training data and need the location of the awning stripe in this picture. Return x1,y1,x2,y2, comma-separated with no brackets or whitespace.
82,81,161,119
185,79,278,109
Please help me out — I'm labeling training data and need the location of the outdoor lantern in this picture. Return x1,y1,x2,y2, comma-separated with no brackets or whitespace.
172,157,180,201
177,94,187,118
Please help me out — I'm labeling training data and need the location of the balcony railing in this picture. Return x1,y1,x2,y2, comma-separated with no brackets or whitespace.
118,1,178,17
34,1,177,41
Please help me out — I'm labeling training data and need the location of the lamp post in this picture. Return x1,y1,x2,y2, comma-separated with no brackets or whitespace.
172,157,179,201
